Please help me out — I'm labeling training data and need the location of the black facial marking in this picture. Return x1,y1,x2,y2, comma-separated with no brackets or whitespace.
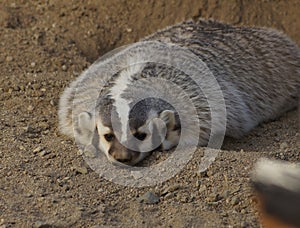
134,132,147,141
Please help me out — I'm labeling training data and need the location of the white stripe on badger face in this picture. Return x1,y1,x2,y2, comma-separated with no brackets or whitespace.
109,58,144,143
96,120,112,157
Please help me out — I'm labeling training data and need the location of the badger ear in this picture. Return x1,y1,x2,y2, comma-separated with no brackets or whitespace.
159,110,176,130
78,112,95,132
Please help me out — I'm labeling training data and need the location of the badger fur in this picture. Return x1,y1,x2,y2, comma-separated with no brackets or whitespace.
58,19,300,166
252,159,300,227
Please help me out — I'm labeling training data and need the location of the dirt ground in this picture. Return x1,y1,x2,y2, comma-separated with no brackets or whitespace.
0,0,299,227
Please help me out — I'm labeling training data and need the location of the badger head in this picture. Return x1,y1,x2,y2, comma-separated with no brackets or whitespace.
77,96,181,166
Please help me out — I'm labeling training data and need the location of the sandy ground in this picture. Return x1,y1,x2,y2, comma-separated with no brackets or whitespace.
0,0,299,227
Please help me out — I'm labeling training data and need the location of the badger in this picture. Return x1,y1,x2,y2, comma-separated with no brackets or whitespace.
58,19,300,166
252,158,300,228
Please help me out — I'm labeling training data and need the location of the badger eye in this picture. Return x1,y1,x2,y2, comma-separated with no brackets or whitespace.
104,133,114,142
134,132,147,141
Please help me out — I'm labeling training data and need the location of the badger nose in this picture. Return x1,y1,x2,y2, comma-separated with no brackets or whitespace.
115,157,131,163
109,150,132,163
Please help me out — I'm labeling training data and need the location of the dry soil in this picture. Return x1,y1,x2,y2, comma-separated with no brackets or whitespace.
0,1,299,227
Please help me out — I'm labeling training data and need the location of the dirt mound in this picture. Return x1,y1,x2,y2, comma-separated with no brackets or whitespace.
0,1,299,227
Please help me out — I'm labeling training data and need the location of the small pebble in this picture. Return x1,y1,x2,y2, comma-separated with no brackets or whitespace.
33,146,44,153
131,171,144,180
50,100,55,106
77,150,84,156
164,192,176,200
161,184,181,195
207,193,222,202
27,105,34,111
198,185,207,193
33,221,52,228
84,144,97,158
6,56,13,62
38,150,49,157
72,166,88,175
231,196,240,206
222,190,231,199
61,65,67,71
241,221,248,227
25,125,35,133
207,170,214,177
137,191,160,204
280,142,288,150
198,170,208,177
13,86,20,91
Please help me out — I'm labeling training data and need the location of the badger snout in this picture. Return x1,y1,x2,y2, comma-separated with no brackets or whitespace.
108,148,140,164
107,138,149,165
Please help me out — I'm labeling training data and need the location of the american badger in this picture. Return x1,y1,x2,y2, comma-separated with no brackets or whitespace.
58,19,299,166
252,159,300,228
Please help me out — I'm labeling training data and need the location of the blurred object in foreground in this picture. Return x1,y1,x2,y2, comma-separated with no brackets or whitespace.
298,96,300,129
252,158,300,228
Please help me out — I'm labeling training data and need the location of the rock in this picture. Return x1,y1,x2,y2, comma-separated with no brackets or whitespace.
241,221,249,227
195,180,201,187
38,150,49,157
164,192,176,200
179,196,189,203
221,212,228,217
137,191,160,204
33,146,44,153
198,185,207,194
280,142,288,150
77,150,84,156
25,125,35,133
5,56,13,62
231,196,240,206
27,105,34,111
161,184,181,195
33,221,54,228
131,170,144,180
72,166,88,175
13,86,20,91
19,145,25,150
61,65,67,71
207,170,214,177
38,122,49,130
221,190,231,199
50,100,55,106
84,144,97,158
199,170,208,177
207,193,222,202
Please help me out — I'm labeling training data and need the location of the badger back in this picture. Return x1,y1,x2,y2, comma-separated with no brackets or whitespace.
144,19,300,137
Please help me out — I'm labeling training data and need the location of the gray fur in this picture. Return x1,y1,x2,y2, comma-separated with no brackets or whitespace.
58,19,300,163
